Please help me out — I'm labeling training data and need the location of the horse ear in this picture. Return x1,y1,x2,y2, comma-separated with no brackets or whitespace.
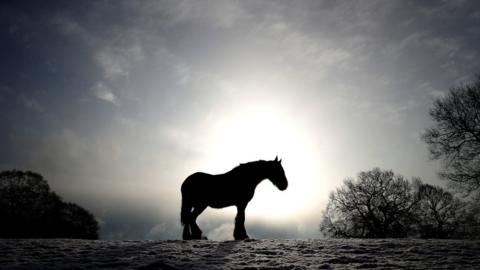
274,156,278,162
279,158,282,163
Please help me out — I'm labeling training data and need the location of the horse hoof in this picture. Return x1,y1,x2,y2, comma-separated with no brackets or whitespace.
201,236,208,240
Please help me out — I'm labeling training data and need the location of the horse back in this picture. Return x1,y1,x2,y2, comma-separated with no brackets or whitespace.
181,172,218,196
181,172,253,208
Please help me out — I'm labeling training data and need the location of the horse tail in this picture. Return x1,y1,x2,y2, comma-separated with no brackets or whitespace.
180,182,191,226
180,197,190,226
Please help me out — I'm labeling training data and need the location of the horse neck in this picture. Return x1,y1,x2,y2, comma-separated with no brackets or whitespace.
249,172,268,187
232,163,269,188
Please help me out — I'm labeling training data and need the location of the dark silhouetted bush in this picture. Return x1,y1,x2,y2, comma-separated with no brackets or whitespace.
0,170,99,239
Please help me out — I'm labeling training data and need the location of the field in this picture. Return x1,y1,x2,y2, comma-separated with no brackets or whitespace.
1,239,480,269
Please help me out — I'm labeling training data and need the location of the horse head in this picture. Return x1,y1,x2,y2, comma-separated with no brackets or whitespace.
268,156,288,191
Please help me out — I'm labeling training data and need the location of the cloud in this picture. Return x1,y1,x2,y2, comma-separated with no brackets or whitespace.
2,0,480,241
51,15,93,44
92,82,118,105
95,44,144,80
382,31,428,59
154,48,192,86
167,0,248,29
20,94,44,112
424,36,461,58
33,129,88,172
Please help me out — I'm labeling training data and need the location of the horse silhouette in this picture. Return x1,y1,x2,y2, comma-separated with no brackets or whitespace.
180,157,288,240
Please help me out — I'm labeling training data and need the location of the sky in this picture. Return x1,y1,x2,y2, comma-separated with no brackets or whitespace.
1,0,480,240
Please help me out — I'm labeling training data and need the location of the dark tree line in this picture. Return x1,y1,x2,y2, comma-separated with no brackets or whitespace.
321,76,480,239
0,170,99,239
320,168,480,239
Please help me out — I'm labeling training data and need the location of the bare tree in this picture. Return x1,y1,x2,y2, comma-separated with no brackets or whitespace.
416,183,465,238
455,193,480,239
320,168,419,238
423,76,480,193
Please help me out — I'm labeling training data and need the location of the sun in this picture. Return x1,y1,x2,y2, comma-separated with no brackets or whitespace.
200,99,323,221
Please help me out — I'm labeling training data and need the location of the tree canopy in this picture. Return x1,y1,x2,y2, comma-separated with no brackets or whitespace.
423,76,480,193
416,183,465,238
320,168,419,238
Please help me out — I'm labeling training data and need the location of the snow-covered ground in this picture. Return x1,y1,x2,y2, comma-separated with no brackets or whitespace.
1,239,479,269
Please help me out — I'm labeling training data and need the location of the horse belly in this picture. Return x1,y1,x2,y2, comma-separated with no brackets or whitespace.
208,200,235,209
205,192,236,208
207,188,254,209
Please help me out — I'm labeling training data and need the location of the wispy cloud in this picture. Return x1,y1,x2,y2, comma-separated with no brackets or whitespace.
92,82,118,105
20,94,44,112
165,0,248,29
96,44,144,81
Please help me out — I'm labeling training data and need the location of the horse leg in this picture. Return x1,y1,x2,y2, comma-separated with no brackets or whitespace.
190,205,207,240
234,204,249,240
182,222,191,240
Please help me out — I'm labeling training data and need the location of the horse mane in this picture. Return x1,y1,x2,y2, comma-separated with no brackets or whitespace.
227,160,270,176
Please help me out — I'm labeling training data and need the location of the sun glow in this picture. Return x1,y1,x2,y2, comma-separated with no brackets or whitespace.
201,98,323,221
